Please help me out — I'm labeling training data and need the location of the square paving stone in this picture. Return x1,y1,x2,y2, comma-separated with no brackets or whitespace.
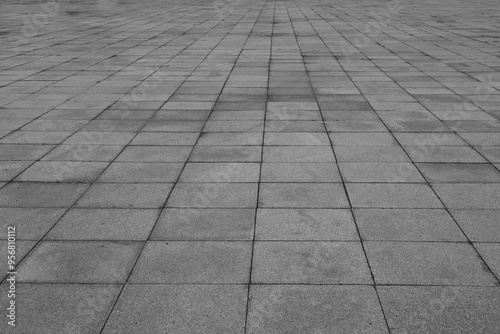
476,146,500,163
259,183,349,208
15,241,142,283
63,132,136,145
252,241,372,284
340,162,424,182
459,133,500,146
329,133,397,146
1,239,36,271
102,284,247,334
167,183,258,208
179,163,260,182
0,131,72,144
433,184,500,209
474,243,500,279
347,183,443,208
261,163,341,182
0,284,121,334
41,144,124,161
417,163,500,183
129,241,252,283
204,120,264,132
116,146,192,162
395,132,467,146
151,208,255,240
354,209,466,241
0,208,66,240
334,145,410,162
197,133,262,146
130,132,199,145
76,183,173,208
189,146,262,162
46,209,159,240
405,146,487,163
265,120,324,132
256,208,358,241
365,242,497,285
378,286,500,334
450,210,500,242
0,144,54,161
97,162,183,183
264,132,330,146
263,146,335,162
325,120,387,132
142,120,205,132
0,161,31,181
247,285,388,334
15,161,109,182
0,182,89,207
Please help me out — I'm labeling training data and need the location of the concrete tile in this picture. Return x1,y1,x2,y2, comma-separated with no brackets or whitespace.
16,241,142,283
41,144,124,161
340,162,424,182
116,146,192,162
0,131,72,144
450,210,500,242
261,163,341,182
143,120,204,132
130,132,199,145
0,208,66,240
475,243,500,279
252,241,372,284
259,183,349,208
354,209,466,241
405,146,487,163
264,132,330,145
151,208,255,240
0,144,54,161
179,163,260,182
433,184,500,209
0,182,89,207
0,284,121,334
475,146,500,163
329,133,397,146
190,146,262,162
365,242,497,285
347,183,443,208
256,208,358,240
334,145,410,162
15,161,109,182
197,133,262,146
395,132,467,146
102,284,247,334
129,241,252,283
325,120,387,132
0,239,37,272
46,209,159,240
263,146,335,162
0,161,31,181
378,286,500,334
247,285,388,334
97,162,183,183
167,183,258,208
417,163,500,183
76,183,173,208
63,131,136,145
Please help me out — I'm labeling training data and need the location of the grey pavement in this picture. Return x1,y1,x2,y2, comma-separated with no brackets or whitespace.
1,0,500,333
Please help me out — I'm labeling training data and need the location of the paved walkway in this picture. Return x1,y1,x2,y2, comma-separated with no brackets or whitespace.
1,0,500,333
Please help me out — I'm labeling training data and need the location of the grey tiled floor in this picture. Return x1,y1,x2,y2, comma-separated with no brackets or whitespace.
1,0,500,332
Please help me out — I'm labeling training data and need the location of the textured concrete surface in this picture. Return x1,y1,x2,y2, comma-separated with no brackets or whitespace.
1,0,500,332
